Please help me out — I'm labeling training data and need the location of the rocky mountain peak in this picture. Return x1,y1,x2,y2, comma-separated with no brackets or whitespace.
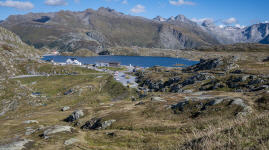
97,7,115,13
153,16,166,22
174,14,187,22
167,16,175,21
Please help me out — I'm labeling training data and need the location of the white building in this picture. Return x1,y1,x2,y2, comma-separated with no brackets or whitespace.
66,58,82,66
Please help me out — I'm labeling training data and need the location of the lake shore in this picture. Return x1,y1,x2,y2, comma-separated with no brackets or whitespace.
58,47,269,62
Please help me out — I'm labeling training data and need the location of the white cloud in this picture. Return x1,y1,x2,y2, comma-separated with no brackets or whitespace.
219,25,225,28
264,21,269,23
122,0,127,4
74,0,80,3
45,0,67,6
131,4,145,13
191,18,213,23
222,17,237,25
0,0,34,10
169,0,195,6
235,24,246,29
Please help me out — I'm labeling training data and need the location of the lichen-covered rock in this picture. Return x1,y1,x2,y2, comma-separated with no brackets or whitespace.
43,125,73,136
64,110,84,122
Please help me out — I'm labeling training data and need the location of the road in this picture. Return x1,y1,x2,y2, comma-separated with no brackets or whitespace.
114,71,138,88
9,73,107,79
10,65,138,88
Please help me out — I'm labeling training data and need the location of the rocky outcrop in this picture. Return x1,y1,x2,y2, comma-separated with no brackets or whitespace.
171,97,252,117
183,57,238,72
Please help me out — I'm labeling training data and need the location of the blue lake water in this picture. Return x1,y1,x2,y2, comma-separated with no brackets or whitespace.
42,55,198,68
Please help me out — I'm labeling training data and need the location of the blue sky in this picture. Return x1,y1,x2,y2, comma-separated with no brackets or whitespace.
0,0,268,27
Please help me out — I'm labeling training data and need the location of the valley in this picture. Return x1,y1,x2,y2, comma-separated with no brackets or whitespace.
0,5,269,150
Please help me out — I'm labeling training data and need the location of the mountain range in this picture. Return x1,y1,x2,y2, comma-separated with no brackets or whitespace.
0,7,268,53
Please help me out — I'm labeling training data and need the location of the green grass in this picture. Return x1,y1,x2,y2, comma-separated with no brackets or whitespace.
18,62,99,75
103,76,130,100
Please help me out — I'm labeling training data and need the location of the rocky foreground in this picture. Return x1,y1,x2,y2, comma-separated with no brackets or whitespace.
0,49,269,149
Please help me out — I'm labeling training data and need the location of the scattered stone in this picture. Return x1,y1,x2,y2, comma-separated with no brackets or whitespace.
61,106,70,111
135,101,145,106
131,96,136,101
0,139,33,150
64,89,73,95
43,125,73,137
64,110,84,122
171,101,189,112
151,97,166,102
64,138,79,145
38,125,45,130
106,132,116,137
101,120,116,129
23,120,39,124
263,56,269,62
25,127,36,136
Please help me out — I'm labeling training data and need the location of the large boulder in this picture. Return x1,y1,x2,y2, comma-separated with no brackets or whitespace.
81,118,116,130
64,110,84,122
43,125,73,137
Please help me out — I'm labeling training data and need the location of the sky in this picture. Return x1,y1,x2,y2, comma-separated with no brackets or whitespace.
0,0,268,27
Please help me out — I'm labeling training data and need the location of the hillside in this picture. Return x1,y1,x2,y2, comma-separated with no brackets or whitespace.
0,27,40,78
0,7,218,53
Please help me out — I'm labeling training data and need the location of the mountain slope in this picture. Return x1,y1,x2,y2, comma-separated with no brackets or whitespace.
0,8,218,52
260,34,269,44
0,26,40,78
